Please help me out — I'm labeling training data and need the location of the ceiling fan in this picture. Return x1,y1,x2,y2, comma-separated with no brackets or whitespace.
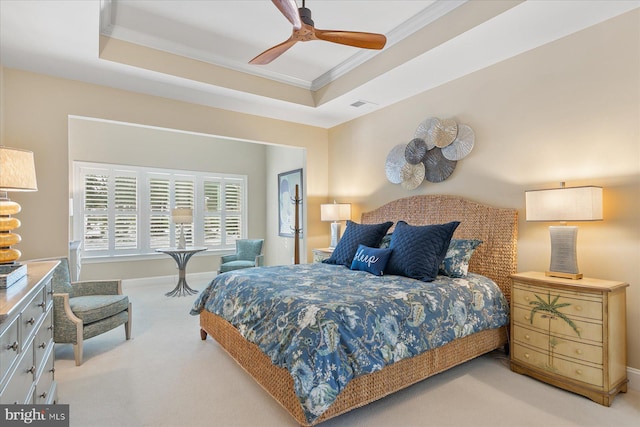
249,0,387,65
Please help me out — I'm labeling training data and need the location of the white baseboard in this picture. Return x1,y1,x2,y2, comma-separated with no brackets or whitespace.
628,366,640,391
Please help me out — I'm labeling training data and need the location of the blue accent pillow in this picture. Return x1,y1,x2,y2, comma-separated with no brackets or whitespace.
323,220,393,266
386,221,460,281
440,239,483,278
350,244,393,276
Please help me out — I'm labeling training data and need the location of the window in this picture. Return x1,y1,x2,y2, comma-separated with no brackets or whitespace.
73,162,247,258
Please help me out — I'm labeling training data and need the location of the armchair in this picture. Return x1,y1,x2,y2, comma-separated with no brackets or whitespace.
219,239,264,273
49,257,131,366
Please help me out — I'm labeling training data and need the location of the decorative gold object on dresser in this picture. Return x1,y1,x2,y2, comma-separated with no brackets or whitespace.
510,271,628,406
0,260,58,404
312,247,333,263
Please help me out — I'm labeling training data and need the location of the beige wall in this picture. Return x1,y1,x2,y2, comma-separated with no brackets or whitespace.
328,10,640,369
1,67,329,277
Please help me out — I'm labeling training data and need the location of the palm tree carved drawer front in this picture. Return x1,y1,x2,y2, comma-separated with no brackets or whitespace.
509,272,628,407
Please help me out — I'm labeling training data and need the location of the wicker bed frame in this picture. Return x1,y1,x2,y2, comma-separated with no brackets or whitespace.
199,194,518,425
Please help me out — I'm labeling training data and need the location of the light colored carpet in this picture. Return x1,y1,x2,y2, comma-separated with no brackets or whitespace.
55,278,640,427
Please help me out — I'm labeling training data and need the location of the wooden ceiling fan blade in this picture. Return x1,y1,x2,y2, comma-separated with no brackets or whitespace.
314,29,387,50
272,0,302,30
249,38,298,65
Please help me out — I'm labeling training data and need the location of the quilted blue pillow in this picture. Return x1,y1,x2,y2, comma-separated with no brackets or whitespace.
386,221,460,281
439,239,483,278
323,220,393,266
350,244,393,276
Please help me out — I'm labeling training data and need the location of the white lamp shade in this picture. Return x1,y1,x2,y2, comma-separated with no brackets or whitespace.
171,208,193,224
525,186,603,222
0,146,38,192
320,203,351,222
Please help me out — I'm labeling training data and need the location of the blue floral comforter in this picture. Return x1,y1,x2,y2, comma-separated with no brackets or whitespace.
190,263,508,424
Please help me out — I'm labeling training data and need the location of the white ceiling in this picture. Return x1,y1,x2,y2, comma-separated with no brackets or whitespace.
1,1,638,128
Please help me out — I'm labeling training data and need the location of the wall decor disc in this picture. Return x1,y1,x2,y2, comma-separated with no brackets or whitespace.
414,117,438,150
385,143,408,184
442,124,475,160
432,118,458,148
422,147,457,182
405,138,428,164
400,162,425,190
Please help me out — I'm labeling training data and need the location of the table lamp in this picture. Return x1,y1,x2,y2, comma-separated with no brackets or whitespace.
172,208,192,249
320,202,351,249
0,146,38,264
525,183,602,279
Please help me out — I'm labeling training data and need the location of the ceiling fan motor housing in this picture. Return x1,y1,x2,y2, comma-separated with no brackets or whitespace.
299,7,314,26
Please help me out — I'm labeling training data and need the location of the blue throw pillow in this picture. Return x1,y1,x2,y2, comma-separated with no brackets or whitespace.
439,239,483,278
386,221,460,281
323,220,393,266
350,244,393,276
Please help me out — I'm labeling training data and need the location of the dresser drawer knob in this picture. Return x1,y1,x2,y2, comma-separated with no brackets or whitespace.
27,365,36,374
37,302,46,309
524,353,530,359
524,315,531,321
39,342,47,349
49,367,55,374
524,334,530,340
576,349,583,355
576,327,582,333
7,341,18,352
576,369,583,375
575,306,583,312
524,296,530,302
39,391,47,399
26,317,36,326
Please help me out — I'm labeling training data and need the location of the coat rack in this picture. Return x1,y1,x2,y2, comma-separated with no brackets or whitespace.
293,184,302,264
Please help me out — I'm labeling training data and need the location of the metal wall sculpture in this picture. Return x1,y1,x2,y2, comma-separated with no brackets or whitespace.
385,117,475,190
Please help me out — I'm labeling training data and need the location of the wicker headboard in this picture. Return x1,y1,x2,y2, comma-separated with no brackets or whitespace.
361,195,518,301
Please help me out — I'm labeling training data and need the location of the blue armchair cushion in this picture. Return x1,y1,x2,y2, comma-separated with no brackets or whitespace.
386,221,460,282
69,295,130,324
220,260,257,272
323,220,393,266
51,257,74,295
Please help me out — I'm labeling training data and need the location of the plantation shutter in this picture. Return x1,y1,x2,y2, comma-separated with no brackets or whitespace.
149,177,170,249
83,171,109,251
224,181,243,243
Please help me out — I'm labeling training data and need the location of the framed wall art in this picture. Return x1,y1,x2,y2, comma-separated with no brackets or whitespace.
278,168,303,237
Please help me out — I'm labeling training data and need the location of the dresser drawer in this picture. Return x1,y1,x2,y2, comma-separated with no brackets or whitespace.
0,316,20,385
21,289,47,347
34,348,55,404
513,325,602,365
513,285,602,321
512,305,602,343
513,343,603,388
0,346,35,404
34,310,53,370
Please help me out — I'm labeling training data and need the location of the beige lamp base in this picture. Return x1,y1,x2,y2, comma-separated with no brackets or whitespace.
548,225,582,280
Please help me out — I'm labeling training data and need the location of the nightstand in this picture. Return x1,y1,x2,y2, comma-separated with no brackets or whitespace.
312,248,333,263
510,271,628,406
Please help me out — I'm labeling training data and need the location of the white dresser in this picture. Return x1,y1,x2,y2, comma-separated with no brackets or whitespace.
0,260,58,404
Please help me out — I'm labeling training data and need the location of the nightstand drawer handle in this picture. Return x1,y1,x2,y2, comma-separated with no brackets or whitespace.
40,391,47,399
27,365,36,374
524,296,530,302
7,342,18,352
576,349,583,355
39,342,47,349
524,315,531,321
576,369,583,375
26,317,36,326
524,334,530,340
574,306,583,312
524,353,530,359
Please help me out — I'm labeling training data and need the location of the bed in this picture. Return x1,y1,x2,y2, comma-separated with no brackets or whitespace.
192,194,517,425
